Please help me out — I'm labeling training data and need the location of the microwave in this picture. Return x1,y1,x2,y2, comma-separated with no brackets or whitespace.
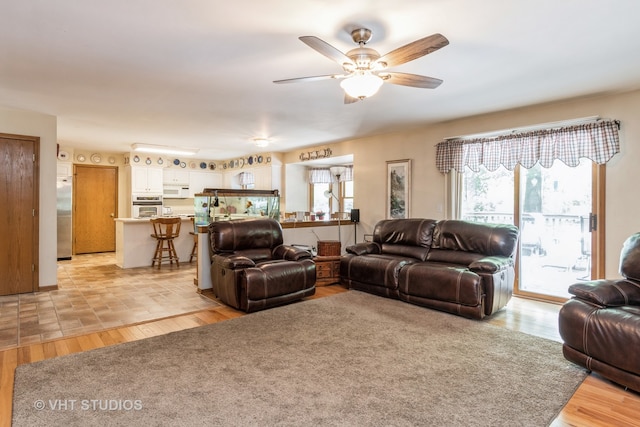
132,194,162,218
163,185,190,199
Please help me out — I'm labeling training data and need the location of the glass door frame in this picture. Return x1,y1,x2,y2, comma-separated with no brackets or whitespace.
512,163,605,303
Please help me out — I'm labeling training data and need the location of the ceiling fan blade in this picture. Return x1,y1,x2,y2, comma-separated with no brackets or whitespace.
382,72,443,89
378,33,449,68
273,74,347,84
299,36,354,67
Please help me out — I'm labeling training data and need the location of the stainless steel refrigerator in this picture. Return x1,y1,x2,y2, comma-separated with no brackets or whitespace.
57,175,73,260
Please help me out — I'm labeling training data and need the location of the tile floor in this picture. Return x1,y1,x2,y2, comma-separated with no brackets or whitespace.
0,253,219,350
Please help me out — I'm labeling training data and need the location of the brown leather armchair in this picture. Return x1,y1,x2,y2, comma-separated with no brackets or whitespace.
208,218,316,313
559,232,640,392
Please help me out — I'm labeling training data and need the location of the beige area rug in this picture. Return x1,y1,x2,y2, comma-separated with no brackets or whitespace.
12,291,587,426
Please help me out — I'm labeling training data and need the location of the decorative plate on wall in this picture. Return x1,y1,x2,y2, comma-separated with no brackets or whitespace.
145,157,152,165
108,156,116,164
90,153,102,163
157,158,163,165
77,154,86,162
57,150,69,161
200,162,207,169
248,156,254,165
209,162,216,170
257,155,263,163
132,155,139,163
180,161,186,168
173,158,180,165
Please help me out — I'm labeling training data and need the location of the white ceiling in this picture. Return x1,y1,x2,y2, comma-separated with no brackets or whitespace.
2,0,640,160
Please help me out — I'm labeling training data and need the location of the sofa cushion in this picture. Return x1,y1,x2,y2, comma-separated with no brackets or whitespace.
341,253,419,290
432,220,519,258
398,263,483,307
374,219,437,261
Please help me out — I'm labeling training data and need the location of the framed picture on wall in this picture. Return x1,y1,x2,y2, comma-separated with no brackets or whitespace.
386,159,411,219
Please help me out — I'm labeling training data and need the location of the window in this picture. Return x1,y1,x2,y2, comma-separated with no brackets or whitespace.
311,183,330,214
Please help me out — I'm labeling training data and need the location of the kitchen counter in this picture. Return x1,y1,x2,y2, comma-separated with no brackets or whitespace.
115,216,196,268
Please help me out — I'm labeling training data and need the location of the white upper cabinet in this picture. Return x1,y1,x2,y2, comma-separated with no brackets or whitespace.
189,171,223,197
163,169,190,186
131,166,163,194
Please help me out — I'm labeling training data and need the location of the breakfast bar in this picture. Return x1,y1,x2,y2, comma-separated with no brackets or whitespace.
115,217,196,268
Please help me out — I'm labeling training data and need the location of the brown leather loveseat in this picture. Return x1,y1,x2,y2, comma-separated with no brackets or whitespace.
208,218,316,313
559,232,640,392
340,219,519,319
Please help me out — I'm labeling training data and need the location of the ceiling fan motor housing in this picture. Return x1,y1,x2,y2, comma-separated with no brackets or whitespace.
345,47,383,71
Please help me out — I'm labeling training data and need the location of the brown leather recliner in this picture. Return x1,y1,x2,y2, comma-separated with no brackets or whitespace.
209,218,316,313
559,232,640,392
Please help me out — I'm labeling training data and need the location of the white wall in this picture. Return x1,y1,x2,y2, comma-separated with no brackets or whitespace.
0,106,57,288
283,164,308,213
335,89,640,278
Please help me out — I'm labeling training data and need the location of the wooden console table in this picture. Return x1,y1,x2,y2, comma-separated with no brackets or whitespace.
314,255,341,286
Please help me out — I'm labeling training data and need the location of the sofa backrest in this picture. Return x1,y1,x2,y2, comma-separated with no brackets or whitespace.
430,220,519,259
209,218,283,261
373,219,437,261
620,232,640,281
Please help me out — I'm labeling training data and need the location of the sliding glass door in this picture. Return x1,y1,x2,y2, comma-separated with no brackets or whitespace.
460,159,602,302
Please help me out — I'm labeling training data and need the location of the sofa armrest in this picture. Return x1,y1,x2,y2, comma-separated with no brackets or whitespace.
568,279,640,307
346,242,381,256
273,245,313,261
220,254,256,269
469,256,513,274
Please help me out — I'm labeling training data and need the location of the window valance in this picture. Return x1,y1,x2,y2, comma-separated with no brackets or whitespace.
238,171,254,186
340,165,353,182
308,168,333,184
436,119,620,173
308,166,354,184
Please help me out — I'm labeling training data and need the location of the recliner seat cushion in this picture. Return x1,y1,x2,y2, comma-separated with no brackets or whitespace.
341,254,418,290
559,299,640,378
399,263,483,307
242,260,315,300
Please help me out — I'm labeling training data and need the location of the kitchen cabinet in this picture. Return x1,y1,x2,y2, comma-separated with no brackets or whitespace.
163,169,190,186
131,166,163,194
252,165,281,190
189,171,223,197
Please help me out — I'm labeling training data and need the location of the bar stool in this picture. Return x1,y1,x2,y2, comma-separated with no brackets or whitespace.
150,217,181,268
189,217,197,263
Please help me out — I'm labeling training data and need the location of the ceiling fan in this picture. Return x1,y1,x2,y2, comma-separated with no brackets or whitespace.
274,28,449,103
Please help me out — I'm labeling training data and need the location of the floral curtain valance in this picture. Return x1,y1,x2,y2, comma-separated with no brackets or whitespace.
435,119,621,173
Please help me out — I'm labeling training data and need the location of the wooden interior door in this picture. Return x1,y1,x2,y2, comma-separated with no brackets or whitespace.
74,165,118,254
0,134,39,295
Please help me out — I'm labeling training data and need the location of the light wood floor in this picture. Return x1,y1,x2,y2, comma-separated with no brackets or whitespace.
1,258,639,426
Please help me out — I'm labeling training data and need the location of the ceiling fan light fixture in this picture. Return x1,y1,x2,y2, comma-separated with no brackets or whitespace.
253,138,270,148
340,73,384,99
